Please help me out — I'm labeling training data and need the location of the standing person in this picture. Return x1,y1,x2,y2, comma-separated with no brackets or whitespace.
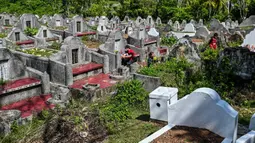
121,45,136,66
147,52,155,67
209,33,218,50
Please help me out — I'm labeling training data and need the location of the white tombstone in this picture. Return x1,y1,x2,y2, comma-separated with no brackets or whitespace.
249,113,255,130
97,24,107,32
149,87,178,122
198,19,203,27
181,20,187,29
148,28,159,37
242,28,255,47
195,26,210,39
183,23,196,33
168,20,173,26
168,88,238,142
173,21,180,31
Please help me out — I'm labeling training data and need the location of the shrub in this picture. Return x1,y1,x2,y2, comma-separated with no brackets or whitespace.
24,28,38,36
161,36,178,47
49,42,61,50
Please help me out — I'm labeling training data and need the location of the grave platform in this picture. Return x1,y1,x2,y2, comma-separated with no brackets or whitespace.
1,94,54,118
76,31,97,37
70,73,118,89
16,40,34,45
0,78,42,106
72,62,103,81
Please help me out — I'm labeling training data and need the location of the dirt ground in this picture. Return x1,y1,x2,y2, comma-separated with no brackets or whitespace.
152,126,224,143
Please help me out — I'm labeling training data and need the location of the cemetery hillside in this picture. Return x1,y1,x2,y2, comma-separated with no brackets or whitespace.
0,0,255,143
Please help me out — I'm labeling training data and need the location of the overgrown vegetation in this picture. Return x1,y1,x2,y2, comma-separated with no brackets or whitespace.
0,33,7,38
16,48,57,57
54,26,67,31
161,36,178,47
49,42,61,50
138,48,255,124
98,80,149,133
24,28,38,36
82,36,102,48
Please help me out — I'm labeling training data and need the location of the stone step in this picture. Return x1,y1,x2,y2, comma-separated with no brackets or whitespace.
0,78,42,106
72,63,103,81
1,94,54,118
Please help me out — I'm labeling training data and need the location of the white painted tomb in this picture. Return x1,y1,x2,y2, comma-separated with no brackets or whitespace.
149,87,178,122
141,88,238,143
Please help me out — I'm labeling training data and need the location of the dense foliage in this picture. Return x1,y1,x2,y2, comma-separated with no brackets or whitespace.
99,80,148,133
160,36,178,47
24,28,38,36
1,0,255,22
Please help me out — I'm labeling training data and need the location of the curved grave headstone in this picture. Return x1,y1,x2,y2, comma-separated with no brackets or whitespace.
168,88,238,142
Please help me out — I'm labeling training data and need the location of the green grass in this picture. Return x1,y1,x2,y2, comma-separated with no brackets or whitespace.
104,109,163,143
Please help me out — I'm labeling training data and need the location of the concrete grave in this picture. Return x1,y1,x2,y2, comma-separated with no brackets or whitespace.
0,13,15,26
49,14,65,27
40,15,51,25
61,36,86,65
99,16,109,26
155,17,162,26
123,16,130,23
168,88,238,142
195,26,210,40
183,23,196,33
97,24,108,33
240,15,255,27
190,19,196,26
68,15,88,35
35,26,62,46
242,28,255,47
149,87,178,121
173,21,180,31
16,14,41,31
198,19,203,27
148,28,159,37
168,19,173,26
147,16,155,27
181,20,187,30
136,16,143,25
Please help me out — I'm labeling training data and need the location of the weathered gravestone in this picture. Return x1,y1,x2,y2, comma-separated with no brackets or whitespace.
242,28,255,47
173,21,180,31
181,20,187,30
183,23,196,33
169,37,201,66
240,15,255,27
195,26,210,40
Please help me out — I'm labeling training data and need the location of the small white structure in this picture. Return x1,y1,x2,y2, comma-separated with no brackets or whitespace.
242,28,255,47
149,87,178,121
183,23,196,33
148,28,159,37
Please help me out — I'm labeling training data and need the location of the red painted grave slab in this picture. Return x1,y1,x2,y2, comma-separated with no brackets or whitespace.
72,63,103,76
16,40,34,45
1,94,54,118
76,32,97,37
70,73,117,89
0,78,41,95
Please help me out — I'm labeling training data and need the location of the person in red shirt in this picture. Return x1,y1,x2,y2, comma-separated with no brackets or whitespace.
121,45,136,66
209,33,218,50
